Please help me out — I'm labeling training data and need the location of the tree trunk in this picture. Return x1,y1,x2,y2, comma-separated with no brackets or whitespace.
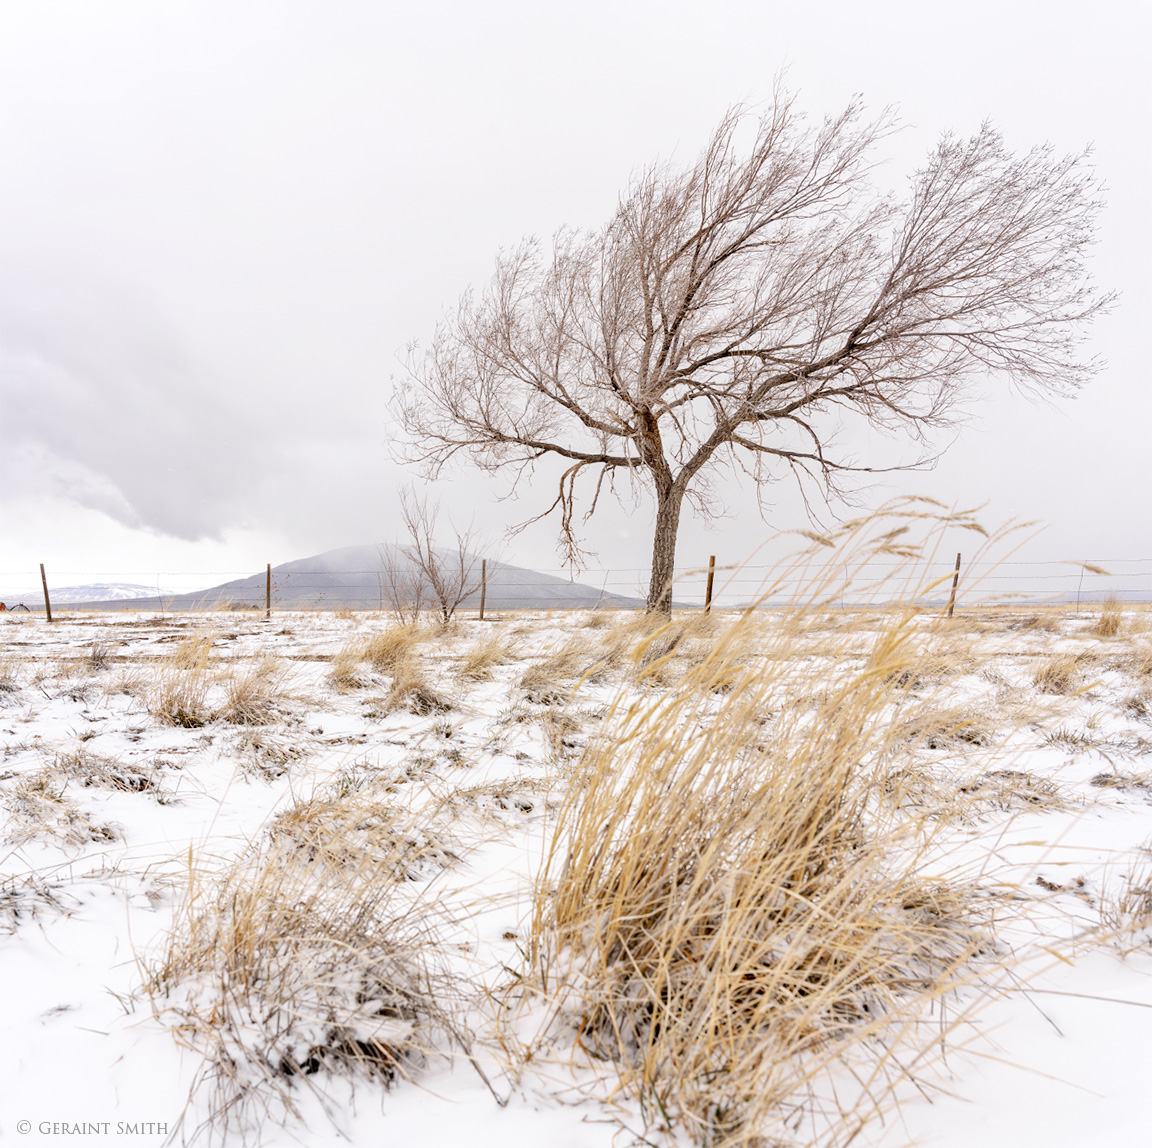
646,483,684,614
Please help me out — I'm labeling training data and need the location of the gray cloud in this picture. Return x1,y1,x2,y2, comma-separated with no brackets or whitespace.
0,0,1148,583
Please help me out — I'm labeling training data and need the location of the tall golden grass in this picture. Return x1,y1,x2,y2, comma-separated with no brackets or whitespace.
515,507,1013,1147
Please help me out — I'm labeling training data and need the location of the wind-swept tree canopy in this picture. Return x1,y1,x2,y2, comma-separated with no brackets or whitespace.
392,92,1109,612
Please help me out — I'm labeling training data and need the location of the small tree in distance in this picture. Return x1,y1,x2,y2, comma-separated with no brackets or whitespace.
392,89,1111,613
379,486,486,624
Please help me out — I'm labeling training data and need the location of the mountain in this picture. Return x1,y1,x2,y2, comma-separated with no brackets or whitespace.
1,582,156,607
49,583,156,605
44,546,643,612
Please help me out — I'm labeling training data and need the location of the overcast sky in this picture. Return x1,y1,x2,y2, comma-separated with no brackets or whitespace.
1,0,1149,600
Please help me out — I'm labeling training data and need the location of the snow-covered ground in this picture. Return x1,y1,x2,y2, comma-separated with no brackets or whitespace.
1,605,1149,1147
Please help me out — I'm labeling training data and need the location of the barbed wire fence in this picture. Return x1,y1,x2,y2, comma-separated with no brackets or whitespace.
2,556,1149,616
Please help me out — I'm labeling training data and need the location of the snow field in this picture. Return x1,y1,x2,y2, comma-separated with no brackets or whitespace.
0,601,1149,1147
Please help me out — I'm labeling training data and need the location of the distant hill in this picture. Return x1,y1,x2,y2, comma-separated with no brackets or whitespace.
1,582,156,607
40,546,643,612
46,583,156,605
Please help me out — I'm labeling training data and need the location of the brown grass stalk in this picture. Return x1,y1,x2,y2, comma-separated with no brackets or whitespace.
519,608,993,1147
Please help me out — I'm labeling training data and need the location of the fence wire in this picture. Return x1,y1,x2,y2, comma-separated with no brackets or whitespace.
2,556,1149,611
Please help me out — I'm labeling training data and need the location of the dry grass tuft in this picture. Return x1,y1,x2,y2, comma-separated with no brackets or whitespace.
1099,841,1152,953
1092,596,1124,638
1089,769,1152,794
363,624,425,673
457,634,515,681
234,730,308,782
518,609,991,1147
2,773,120,846
148,789,461,1136
218,657,292,725
0,651,19,695
957,769,1066,815
519,637,601,698
103,668,147,698
54,748,170,797
269,786,459,879
86,642,113,671
383,655,453,716
1122,689,1151,719
897,704,995,751
150,632,215,727
1033,653,1081,695
1,876,74,935
328,640,372,690
583,609,620,629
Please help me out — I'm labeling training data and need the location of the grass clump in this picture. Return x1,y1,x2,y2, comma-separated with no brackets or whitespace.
1033,653,1081,695
519,611,989,1147
1093,596,1124,638
54,749,169,797
1099,841,1152,954
457,634,515,681
957,769,1066,815
0,650,20,694
1,876,73,935
148,791,460,1138
150,632,215,727
328,640,371,690
234,730,308,782
218,656,292,725
519,637,597,697
363,624,425,673
2,773,120,846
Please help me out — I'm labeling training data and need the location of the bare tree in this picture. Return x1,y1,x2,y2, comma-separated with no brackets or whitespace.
392,90,1110,613
381,486,486,624
377,543,427,623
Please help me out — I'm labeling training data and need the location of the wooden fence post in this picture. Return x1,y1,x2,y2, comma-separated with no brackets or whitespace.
704,555,716,613
946,553,961,618
265,564,272,620
479,559,487,621
40,564,54,623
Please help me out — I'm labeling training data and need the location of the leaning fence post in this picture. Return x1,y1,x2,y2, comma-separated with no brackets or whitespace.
946,553,961,618
265,563,272,620
479,559,487,621
704,555,716,613
40,564,54,623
